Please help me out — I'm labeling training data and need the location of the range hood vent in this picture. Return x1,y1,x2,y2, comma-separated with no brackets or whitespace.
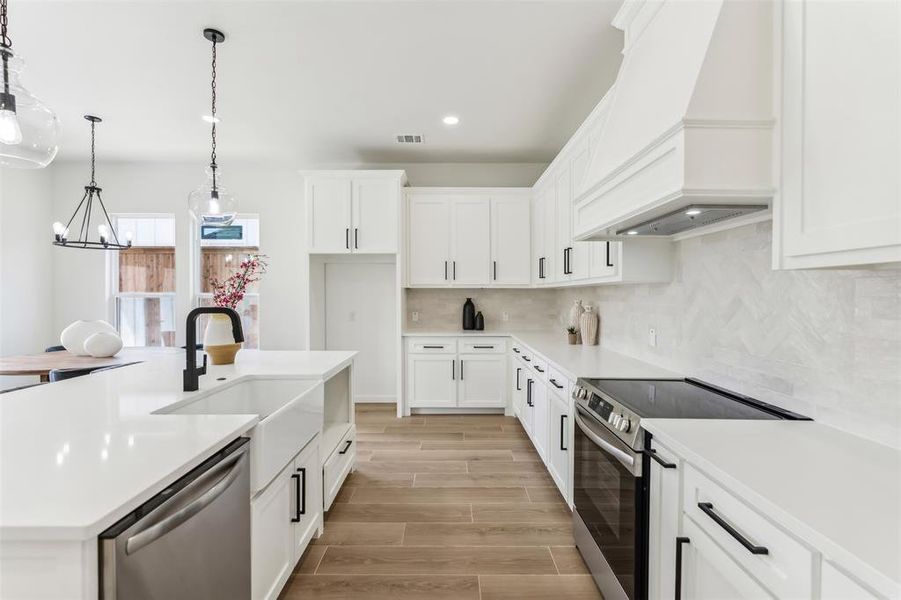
617,204,768,237
572,0,775,241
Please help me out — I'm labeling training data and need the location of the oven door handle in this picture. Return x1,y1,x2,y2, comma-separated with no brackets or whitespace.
574,408,637,473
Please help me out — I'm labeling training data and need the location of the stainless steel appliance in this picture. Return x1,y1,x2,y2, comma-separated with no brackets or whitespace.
571,378,809,600
100,438,251,600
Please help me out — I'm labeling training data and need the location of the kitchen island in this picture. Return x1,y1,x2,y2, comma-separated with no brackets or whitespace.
0,349,355,600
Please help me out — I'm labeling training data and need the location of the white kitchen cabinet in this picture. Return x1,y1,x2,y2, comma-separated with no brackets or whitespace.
679,517,774,600
589,241,619,279
510,359,526,418
407,354,457,408
291,442,322,562
777,0,901,269
450,196,491,286
529,375,550,461
821,562,879,599
405,337,508,410
305,171,405,254
458,354,506,408
322,425,355,510
408,195,452,285
490,196,531,285
547,389,569,499
252,438,323,600
305,176,352,254
352,178,398,253
647,439,682,600
520,373,535,437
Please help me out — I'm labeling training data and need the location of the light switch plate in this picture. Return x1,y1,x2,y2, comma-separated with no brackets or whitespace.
412,311,419,322
502,312,510,322
648,327,657,347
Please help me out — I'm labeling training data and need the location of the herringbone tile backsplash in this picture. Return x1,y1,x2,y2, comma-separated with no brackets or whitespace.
557,222,901,448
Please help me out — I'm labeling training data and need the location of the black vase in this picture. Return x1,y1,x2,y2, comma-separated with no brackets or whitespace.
462,298,476,330
475,311,485,331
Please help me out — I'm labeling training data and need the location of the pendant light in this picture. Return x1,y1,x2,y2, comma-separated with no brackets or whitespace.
0,0,59,168
51,115,132,250
188,28,237,226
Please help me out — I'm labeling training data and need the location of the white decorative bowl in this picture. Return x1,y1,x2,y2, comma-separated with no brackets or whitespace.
60,320,117,356
83,332,123,358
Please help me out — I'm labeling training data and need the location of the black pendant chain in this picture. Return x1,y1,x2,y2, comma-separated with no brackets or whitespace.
209,32,218,191
1,0,11,50
89,117,97,186
1,0,12,99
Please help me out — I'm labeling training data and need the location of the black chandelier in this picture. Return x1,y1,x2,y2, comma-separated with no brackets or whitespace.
52,115,132,250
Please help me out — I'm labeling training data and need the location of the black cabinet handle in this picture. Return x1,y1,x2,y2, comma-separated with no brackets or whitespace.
444,260,448,280
473,345,495,349
493,260,497,281
534,365,545,373
646,448,677,469
460,359,464,380
675,536,690,600
523,356,531,362
527,379,533,406
453,261,456,280
354,228,359,249
538,257,544,279
606,242,613,267
516,367,521,391
290,472,302,522
560,414,568,451
549,378,563,389
339,439,353,455
297,467,307,516
512,347,520,354
345,228,350,250
697,502,769,555
451,359,455,380
423,345,445,349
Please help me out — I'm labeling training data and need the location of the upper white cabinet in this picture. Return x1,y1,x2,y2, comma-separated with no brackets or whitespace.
406,189,530,288
305,171,406,254
490,196,531,285
776,0,901,269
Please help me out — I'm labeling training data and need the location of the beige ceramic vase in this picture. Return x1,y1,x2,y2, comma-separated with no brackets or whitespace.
204,313,242,365
579,305,599,346
568,300,585,343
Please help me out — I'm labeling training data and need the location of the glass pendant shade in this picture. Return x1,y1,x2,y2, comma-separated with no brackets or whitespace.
188,165,237,226
0,51,59,169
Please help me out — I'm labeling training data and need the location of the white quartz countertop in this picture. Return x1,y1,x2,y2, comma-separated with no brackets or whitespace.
642,419,901,597
0,349,355,541
404,330,679,380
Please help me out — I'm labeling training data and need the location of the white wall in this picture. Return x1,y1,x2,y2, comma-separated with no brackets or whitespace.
0,168,55,387
5,160,544,354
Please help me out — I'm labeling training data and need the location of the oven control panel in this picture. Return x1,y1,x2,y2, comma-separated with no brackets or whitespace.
573,383,639,442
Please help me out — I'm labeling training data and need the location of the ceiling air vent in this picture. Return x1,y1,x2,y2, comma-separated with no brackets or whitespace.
395,134,424,144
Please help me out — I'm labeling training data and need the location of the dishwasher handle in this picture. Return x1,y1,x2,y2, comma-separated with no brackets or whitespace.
125,449,246,555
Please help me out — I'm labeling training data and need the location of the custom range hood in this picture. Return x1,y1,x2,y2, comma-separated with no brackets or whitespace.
573,0,775,240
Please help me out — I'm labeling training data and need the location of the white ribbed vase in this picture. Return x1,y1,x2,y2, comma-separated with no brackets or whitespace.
579,306,599,346
568,300,585,343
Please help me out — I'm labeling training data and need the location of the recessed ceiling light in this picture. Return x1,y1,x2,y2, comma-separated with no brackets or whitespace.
626,230,639,235
442,115,460,126
685,209,702,216
202,115,220,124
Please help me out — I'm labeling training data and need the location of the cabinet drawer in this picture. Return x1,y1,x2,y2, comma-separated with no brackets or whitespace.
323,425,355,510
526,352,548,381
683,464,814,599
459,337,507,354
407,338,457,353
547,365,570,397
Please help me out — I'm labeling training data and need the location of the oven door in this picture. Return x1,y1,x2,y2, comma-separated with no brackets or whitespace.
572,405,644,600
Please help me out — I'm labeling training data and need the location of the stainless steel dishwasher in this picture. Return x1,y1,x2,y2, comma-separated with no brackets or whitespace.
99,438,251,599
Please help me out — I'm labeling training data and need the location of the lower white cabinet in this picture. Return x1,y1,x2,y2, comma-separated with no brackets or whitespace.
679,517,773,600
510,359,526,418
406,337,507,410
252,438,323,600
647,439,682,600
527,374,549,461
458,354,506,407
547,390,569,496
322,425,355,510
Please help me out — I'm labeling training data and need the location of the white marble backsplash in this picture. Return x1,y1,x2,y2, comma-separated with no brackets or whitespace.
405,288,559,333
557,222,901,448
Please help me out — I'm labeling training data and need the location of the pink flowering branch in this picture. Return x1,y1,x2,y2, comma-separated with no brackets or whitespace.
210,254,269,309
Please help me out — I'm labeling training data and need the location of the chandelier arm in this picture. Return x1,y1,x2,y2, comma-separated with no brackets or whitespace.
96,189,121,245
80,189,93,245
63,188,90,233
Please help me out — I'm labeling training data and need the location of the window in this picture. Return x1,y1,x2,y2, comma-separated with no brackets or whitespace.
195,216,261,349
112,215,177,347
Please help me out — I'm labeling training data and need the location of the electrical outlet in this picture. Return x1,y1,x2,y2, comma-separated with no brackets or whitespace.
502,311,510,322
412,311,420,322
648,327,657,348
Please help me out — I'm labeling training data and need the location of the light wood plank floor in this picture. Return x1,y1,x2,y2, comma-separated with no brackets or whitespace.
279,403,602,600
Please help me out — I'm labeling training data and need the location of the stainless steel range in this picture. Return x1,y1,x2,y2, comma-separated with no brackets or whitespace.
570,378,808,600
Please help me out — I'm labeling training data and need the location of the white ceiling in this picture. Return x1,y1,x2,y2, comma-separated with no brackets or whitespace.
10,1,623,165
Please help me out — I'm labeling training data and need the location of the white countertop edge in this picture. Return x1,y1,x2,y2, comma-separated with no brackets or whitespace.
643,419,900,598
3,416,259,542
